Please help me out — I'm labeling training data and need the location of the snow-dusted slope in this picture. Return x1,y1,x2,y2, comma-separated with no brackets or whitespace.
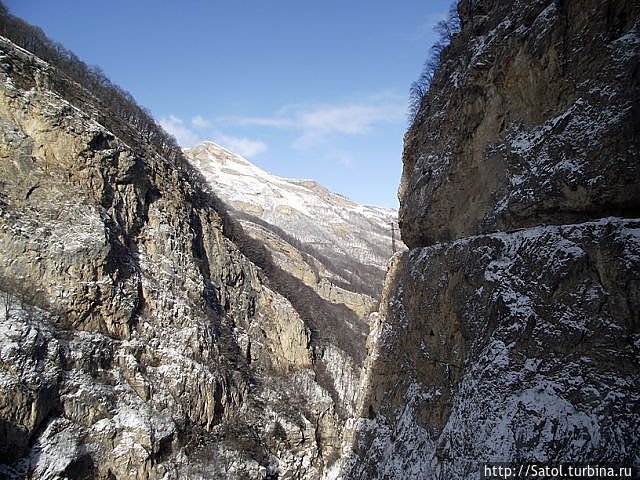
0,33,354,479
185,141,403,440
185,142,400,275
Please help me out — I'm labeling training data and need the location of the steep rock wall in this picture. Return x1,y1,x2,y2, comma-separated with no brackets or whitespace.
348,219,639,478
0,36,342,480
347,0,639,478
400,0,639,248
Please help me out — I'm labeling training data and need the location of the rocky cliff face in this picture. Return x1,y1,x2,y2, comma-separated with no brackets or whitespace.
347,0,639,478
400,0,639,248
0,34,356,479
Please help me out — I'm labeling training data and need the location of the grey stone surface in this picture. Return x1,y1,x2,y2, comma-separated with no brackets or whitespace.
346,0,640,478
0,35,351,479
347,219,640,478
399,0,640,248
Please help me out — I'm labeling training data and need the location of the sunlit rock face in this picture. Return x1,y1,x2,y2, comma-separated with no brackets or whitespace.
399,0,640,249
346,0,640,478
0,34,373,480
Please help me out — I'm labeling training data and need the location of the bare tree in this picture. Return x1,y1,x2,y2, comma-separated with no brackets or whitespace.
408,1,461,123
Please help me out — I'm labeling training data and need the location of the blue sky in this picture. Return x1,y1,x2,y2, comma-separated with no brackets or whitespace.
5,1,452,208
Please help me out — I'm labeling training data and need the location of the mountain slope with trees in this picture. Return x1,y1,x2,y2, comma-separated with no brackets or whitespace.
0,7,394,478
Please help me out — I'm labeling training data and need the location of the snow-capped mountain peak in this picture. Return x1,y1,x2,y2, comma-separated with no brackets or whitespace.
185,141,401,272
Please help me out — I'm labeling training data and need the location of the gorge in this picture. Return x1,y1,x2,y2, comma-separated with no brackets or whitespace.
1,0,639,479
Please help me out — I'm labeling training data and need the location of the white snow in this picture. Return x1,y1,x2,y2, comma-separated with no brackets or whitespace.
184,141,401,270
349,216,640,478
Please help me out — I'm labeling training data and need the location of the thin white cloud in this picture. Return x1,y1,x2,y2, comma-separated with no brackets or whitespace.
159,115,200,146
191,115,211,129
295,104,404,149
326,149,354,166
215,133,267,158
159,115,267,157
228,99,405,150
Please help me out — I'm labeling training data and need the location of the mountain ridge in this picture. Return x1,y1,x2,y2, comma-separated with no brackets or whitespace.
0,29,374,479
185,141,403,303
189,141,392,210
184,140,404,428
186,141,399,269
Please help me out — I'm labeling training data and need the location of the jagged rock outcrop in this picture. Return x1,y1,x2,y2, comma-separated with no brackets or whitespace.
0,34,348,479
348,219,639,478
347,0,639,478
399,0,640,248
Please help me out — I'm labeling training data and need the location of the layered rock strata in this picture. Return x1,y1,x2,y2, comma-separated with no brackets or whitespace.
347,0,639,478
